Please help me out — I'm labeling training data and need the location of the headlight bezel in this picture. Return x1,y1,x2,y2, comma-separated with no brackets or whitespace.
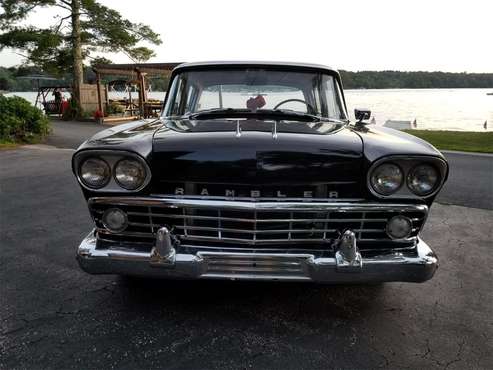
369,162,404,195
367,156,447,199
407,163,440,196
74,150,151,192
78,156,111,189
114,157,147,190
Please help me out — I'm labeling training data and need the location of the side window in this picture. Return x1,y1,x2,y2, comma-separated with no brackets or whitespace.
323,76,342,119
165,76,184,116
164,77,177,116
173,77,186,115
334,81,347,119
312,82,322,114
184,85,197,113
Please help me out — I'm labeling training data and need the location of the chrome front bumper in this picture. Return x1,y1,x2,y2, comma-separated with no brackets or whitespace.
76,230,438,283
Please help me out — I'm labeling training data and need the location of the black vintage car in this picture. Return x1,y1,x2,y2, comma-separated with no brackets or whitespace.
73,61,448,283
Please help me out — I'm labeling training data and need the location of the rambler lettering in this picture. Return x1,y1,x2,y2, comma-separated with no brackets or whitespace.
173,187,338,198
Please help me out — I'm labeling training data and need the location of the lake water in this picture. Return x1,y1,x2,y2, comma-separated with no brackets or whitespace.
5,88,492,131
346,88,492,132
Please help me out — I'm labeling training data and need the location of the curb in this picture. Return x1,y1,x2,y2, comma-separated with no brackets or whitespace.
20,144,75,151
440,150,493,158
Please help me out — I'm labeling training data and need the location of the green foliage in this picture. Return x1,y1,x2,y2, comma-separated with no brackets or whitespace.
0,95,50,143
0,76,11,90
340,70,493,89
148,76,170,91
106,102,125,115
0,0,162,74
0,65,171,91
80,109,94,119
89,56,112,68
0,66,69,91
81,0,161,62
404,130,493,153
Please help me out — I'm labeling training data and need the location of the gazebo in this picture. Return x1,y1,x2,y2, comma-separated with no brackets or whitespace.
92,62,181,122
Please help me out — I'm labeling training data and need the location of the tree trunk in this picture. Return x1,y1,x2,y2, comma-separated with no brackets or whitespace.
71,0,83,118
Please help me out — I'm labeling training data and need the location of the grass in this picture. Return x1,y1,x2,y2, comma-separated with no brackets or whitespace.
0,135,45,150
403,130,493,153
0,141,20,150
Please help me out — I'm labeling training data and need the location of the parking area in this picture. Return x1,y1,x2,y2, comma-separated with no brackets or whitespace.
1,133,492,369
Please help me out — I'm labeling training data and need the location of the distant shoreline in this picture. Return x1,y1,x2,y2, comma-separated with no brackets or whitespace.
2,66,493,91
339,70,493,89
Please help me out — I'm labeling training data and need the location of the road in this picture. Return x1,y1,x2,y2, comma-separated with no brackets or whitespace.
438,151,493,209
1,121,492,369
44,119,110,149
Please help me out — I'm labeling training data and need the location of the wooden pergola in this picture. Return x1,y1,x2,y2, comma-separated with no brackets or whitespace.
92,62,182,121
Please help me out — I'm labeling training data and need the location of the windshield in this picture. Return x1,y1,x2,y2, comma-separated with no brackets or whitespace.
163,68,347,120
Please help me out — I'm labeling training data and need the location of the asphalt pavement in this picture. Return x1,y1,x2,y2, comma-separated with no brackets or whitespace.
44,119,109,149
1,121,492,369
438,151,493,210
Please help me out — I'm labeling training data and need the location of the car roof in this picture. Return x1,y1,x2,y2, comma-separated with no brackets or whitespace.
173,61,338,74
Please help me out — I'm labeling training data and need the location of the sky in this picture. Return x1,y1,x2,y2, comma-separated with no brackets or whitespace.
1,0,492,72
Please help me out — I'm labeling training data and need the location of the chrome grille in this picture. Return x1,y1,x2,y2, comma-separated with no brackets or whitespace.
89,197,427,250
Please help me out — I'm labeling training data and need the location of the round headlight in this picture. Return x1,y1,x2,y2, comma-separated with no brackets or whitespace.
386,215,413,239
79,157,110,189
114,158,146,190
370,163,403,195
102,208,128,233
407,164,439,196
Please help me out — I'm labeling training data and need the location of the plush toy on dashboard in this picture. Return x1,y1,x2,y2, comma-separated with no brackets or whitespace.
246,95,266,111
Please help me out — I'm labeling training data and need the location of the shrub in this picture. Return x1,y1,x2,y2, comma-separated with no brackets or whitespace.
107,102,125,115
61,98,79,121
0,95,50,144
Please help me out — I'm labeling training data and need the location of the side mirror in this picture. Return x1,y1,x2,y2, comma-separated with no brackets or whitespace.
355,109,371,123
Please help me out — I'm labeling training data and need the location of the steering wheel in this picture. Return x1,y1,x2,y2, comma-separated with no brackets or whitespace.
273,99,315,114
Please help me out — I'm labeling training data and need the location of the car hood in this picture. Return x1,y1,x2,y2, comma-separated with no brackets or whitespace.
150,119,364,198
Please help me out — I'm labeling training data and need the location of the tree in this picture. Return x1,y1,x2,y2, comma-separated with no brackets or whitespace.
0,76,11,90
0,0,162,116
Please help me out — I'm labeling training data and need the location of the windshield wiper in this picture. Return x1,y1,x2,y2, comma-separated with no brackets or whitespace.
264,109,347,124
187,108,248,120
186,107,348,124
268,109,322,122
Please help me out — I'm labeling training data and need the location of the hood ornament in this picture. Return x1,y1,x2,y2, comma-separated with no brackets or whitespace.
272,120,278,139
235,119,242,138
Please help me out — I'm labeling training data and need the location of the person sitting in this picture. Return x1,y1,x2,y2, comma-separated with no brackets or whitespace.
53,88,62,112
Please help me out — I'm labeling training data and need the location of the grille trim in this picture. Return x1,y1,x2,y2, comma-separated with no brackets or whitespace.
89,197,427,212
94,209,392,224
89,197,427,249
